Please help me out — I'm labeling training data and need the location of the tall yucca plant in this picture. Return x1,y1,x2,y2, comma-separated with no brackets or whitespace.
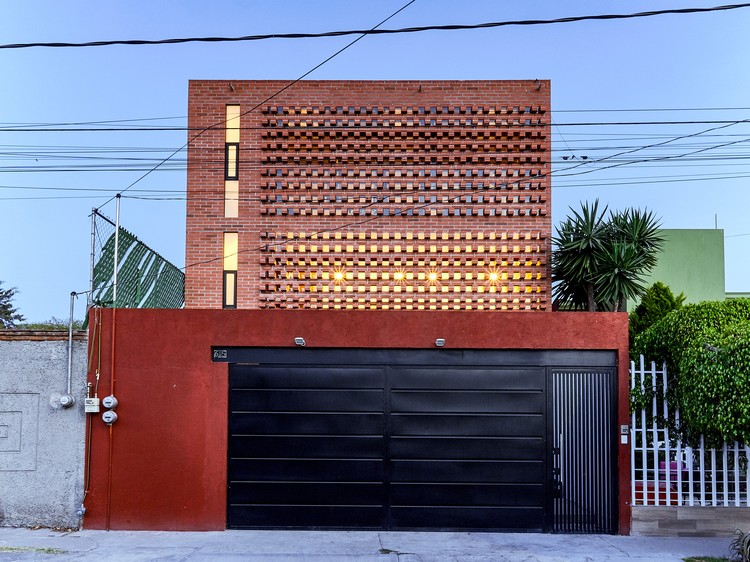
552,200,608,311
552,201,664,312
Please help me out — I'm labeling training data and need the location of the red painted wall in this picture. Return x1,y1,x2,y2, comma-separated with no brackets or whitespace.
84,309,630,533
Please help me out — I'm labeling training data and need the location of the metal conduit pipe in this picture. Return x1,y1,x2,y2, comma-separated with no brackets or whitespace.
59,290,77,409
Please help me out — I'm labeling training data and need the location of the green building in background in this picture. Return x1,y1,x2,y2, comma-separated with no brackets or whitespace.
642,229,726,305
631,228,750,309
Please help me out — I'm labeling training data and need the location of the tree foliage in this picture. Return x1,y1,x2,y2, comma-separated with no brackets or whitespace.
0,281,25,328
552,200,664,311
632,298,750,445
629,281,685,344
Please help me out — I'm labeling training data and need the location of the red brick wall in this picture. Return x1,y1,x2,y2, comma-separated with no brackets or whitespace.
186,80,551,311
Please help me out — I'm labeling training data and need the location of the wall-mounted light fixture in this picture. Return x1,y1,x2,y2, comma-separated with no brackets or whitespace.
294,337,306,347
435,338,446,347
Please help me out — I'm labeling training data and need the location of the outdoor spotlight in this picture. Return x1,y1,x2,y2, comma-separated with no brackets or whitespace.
294,337,306,347
435,338,446,347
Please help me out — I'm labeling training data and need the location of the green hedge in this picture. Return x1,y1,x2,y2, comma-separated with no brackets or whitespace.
632,298,750,446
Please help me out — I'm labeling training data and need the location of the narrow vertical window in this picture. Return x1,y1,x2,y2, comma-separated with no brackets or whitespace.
223,271,237,308
225,105,241,213
225,144,239,180
225,105,240,142
224,180,239,218
223,232,238,308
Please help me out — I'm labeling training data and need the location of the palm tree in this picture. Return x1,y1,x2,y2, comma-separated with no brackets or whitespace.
552,201,664,312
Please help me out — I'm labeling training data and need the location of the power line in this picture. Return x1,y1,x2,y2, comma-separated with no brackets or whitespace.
555,133,750,180
2,3,749,50
554,106,750,113
2,105,750,131
3,119,750,133
0,184,181,193
97,0,418,210
0,116,184,129
5,142,750,174
555,172,750,189
554,120,750,127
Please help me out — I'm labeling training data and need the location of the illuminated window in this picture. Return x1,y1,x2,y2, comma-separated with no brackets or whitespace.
225,143,239,180
225,105,241,143
224,180,238,218
223,232,238,308
225,105,240,181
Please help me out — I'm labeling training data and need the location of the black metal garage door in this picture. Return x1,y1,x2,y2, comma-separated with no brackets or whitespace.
221,348,616,532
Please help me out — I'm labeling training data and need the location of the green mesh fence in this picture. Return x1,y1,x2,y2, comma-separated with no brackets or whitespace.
90,209,184,310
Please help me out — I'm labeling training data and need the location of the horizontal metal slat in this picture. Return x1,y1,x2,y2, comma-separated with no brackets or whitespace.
231,389,383,412
391,390,544,414
390,413,544,437
230,412,384,435
229,459,384,482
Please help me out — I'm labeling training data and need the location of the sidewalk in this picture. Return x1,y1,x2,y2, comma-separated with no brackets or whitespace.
0,527,732,561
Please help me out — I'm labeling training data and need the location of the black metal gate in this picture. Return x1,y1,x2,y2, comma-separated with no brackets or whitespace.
220,348,617,532
550,369,618,533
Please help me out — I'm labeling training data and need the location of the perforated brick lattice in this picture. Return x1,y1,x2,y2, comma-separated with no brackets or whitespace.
186,81,551,311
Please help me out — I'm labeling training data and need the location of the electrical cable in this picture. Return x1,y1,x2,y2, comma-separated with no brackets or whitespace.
81,306,101,506
555,131,750,179
97,0,418,210
3,105,750,132
554,106,750,113
4,119,750,133
1,3,748,50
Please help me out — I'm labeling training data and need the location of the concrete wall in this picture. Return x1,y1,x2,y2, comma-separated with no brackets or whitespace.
0,331,87,529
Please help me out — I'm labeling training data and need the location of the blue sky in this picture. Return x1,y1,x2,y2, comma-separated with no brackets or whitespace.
2,1,749,321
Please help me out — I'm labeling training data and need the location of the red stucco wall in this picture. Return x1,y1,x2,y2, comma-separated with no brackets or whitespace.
84,309,631,533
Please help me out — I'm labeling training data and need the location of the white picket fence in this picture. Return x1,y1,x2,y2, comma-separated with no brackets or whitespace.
630,356,750,507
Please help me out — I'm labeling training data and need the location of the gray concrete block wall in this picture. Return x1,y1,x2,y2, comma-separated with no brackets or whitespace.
0,333,87,529
632,506,750,537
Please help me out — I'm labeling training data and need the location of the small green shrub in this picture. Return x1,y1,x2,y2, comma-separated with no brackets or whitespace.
730,529,750,562
16,316,84,331
629,281,685,349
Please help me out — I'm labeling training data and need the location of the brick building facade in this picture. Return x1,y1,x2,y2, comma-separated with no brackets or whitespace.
186,80,551,311
84,80,637,534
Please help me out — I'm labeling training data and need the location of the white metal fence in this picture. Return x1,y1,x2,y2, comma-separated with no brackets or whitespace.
630,356,749,507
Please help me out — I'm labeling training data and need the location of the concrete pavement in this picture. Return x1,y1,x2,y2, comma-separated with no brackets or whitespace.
0,527,732,561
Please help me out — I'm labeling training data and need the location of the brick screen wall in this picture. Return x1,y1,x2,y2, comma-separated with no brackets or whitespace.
186,80,551,311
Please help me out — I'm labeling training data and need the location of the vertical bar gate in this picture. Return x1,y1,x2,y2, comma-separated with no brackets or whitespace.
551,369,617,534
